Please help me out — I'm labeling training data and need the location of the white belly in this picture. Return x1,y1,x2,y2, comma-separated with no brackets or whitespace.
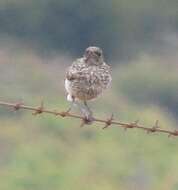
65,78,105,101
65,79,73,102
65,79,71,94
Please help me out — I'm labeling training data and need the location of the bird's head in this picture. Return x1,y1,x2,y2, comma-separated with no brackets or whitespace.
84,46,104,66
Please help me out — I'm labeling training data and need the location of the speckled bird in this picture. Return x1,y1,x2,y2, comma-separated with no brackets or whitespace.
65,46,112,122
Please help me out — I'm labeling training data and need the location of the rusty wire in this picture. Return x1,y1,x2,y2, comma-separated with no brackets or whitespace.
0,100,178,138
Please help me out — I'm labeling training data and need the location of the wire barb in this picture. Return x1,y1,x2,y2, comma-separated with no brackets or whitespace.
32,101,44,115
103,113,114,129
13,102,24,111
147,120,160,134
0,100,177,139
168,130,178,138
124,119,139,131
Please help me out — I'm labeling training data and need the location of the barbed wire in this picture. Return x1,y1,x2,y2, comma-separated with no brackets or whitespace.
0,100,178,138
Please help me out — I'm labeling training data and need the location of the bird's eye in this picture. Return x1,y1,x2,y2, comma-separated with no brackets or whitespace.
95,51,101,57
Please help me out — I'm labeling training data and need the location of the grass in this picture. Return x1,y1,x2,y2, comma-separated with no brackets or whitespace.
0,46,178,189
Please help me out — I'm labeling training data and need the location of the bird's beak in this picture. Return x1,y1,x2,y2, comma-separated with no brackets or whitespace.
85,52,92,62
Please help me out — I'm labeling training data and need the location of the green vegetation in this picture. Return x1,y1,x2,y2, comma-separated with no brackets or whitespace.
0,0,178,59
0,1,178,188
0,47,178,190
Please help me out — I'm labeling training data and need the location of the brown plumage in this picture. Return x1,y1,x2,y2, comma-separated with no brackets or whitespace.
65,46,112,121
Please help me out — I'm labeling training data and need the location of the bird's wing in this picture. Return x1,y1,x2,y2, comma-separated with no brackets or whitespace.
97,63,112,88
66,58,86,81
66,60,112,89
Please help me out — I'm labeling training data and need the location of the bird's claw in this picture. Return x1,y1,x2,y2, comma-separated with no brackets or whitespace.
83,113,94,125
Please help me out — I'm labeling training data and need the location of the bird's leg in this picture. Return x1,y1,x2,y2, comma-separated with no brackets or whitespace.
69,99,93,123
65,95,94,124
84,101,93,116
82,101,94,123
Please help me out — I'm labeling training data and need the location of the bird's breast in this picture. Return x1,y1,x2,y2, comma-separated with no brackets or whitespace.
65,65,111,101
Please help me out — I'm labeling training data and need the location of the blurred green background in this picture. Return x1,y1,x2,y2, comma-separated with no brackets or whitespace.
0,0,178,189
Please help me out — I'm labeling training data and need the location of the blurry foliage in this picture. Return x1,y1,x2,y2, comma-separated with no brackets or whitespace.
0,0,178,59
0,1,178,188
115,55,178,117
0,49,178,189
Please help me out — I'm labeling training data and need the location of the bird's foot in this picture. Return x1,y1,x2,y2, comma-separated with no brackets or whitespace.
83,112,94,125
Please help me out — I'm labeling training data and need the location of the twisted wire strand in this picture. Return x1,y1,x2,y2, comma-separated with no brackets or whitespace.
0,100,177,138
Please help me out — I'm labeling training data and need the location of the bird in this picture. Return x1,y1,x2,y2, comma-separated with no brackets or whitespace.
65,46,112,123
